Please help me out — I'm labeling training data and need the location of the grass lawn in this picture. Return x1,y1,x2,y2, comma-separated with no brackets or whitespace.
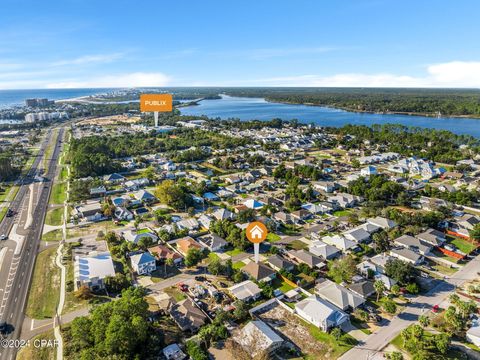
271,277,295,293
226,248,244,256
305,321,358,358
233,261,245,270
208,252,220,261
45,207,64,226
267,233,281,242
333,209,352,217
17,329,56,360
59,166,68,181
391,327,468,360
432,263,458,275
0,207,8,223
164,286,187,302
288,239,309,250
49,182,66,205
42,229,63,242
448,236,477,254
63,259,88,314
26,247,60,319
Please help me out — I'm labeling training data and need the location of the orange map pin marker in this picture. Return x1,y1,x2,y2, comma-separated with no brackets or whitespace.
246,221,268,262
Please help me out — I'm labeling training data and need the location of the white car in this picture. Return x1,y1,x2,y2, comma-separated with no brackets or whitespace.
0,235,7,241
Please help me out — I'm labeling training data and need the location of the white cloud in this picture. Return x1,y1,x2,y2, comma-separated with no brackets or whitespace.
45,72,170,88
52,53,124,66
234,61,480,88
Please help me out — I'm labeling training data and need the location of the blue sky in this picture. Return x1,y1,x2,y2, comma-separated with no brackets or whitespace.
1,0,480,88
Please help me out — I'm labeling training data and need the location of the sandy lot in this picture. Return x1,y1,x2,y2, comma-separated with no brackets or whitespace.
78,114,141,125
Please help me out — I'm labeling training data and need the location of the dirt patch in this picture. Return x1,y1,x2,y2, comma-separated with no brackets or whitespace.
78,114,141,126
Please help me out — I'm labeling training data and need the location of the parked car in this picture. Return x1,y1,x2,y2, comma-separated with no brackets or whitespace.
0,234,7,241
444,244,456,252
195,276,206,282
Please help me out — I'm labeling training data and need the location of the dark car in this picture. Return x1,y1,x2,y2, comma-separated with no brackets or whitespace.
195,276,206,282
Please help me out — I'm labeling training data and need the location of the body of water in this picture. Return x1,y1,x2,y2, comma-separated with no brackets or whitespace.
0,88,115,108
180,95,480,138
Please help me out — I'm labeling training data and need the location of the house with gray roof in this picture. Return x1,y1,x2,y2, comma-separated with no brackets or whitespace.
315,279,365,311
295,295,349,331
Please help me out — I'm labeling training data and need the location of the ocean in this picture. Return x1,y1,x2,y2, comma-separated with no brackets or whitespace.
0,88,115,109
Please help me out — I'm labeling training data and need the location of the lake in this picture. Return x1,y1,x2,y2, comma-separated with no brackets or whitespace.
180,95,480,138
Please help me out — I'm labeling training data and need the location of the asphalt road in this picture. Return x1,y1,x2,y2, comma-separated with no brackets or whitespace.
0,127,64,360
339,253,480,360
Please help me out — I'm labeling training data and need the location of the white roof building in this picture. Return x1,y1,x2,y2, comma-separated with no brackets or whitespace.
295,295,349,331
237,320,284,357
74,251,116,290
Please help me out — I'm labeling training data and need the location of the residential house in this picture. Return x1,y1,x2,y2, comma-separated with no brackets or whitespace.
343,226,371,243
228,280,262,302
243,198,265,210
309,240,341,260
212,208,235,221
393,235,432,255
360,165,377,176
133,190,157,203
390,247,424,265
123,229,158,244
130,252,157,275
103,173,126,183
295,295,349,331
312,181,337,193
287,249,325,269
114,207,133,221
237,320,284,357
416,228,446,247
315,279,365,311
148,245,183,264
466,320,480,347
367,216,397,230
89,186,106,197
162,344,187,360
347,280,376,299
74,251,116,291
197,214,214,229
197,233,228,252
176,218,200,232
273,211,292,225
74,200,103,222
328,193,362,208
242,261,276,283
266,255,295,272
322,235,357,252
176,237,203,256
169,298,207,332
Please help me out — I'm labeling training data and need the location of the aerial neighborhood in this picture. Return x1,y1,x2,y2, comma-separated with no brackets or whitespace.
22,112,477,360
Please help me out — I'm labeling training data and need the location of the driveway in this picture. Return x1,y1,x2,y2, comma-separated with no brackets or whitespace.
339,254,480,360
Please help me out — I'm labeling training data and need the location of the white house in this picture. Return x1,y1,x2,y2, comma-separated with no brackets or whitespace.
360,165,377,176
228,280,262,302
130,252,157,275
123,229,158,244
467,320,480,347
74,251,116,291
295,295,349,331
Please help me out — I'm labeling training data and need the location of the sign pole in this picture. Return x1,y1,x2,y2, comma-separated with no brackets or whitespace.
154,111,159,127
254,243,260,263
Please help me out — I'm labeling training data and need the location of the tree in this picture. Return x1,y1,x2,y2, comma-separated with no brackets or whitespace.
185,248,205,267
154,180,192,211
75,285,93,299
327,255,357,283
165,258,174,276
435,333,450,354
330,327,342,341
208,257,224,275
385,259,414,284
186,340,208,360
67,287,150,359
385,352,404,360
374,280,386,302
406,282,419,294
391,284,400,296
104,273,131,293
233,300,248,321
469,223,480,240
381,297,397,314
418,315,429,328
372,231,390,253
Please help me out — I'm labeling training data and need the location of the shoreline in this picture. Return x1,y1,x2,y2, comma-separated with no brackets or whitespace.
264,99,480,120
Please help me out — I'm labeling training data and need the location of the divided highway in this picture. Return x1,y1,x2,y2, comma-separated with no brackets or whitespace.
0,127,64,360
